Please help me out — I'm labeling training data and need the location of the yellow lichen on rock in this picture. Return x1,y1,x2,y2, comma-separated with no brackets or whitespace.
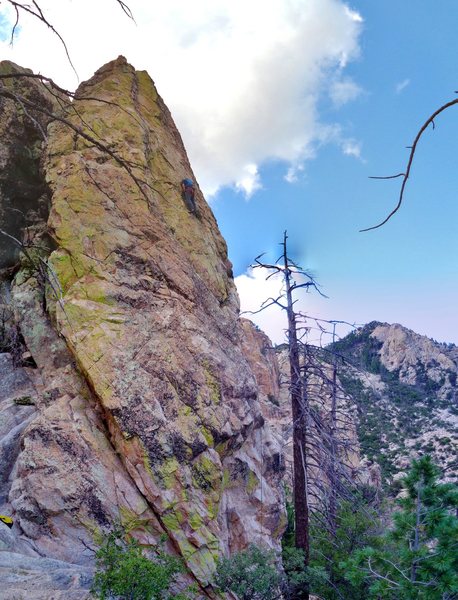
3,55,288,589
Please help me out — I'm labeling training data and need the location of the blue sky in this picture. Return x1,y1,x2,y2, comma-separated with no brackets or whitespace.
213,1,458,343
1,0,457,344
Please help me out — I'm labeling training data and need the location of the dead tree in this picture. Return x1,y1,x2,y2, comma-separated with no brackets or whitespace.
328,325,338,536
294,335,362,515
251,231,328,600
249,238,371,596
283,235,309,579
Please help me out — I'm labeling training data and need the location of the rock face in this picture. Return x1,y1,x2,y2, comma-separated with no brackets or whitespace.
0,61,56,271
0,57,285,595
0,548,93,600
332,322,458,483
240,319,281,408
239,319,373,498
371,323,457,396
0,353,37,516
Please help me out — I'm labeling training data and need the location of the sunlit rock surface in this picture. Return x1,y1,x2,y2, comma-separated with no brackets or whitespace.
0,57,285,596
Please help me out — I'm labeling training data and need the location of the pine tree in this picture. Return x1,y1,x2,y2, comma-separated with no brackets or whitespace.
343,456,458,599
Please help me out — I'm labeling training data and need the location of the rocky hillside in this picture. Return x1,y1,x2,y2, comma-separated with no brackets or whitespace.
0,58,285,598
331,321,458,485
239,318,457,496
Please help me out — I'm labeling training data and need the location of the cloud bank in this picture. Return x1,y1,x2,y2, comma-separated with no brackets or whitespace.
235,268,287,344
235,267,354,346
0,0,363,196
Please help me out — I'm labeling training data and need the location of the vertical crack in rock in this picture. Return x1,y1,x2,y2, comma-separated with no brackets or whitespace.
0,60,181,595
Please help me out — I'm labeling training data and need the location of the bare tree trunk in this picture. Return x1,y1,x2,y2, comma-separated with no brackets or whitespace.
328,324,338,538
283,232,309,600
251,232,355,599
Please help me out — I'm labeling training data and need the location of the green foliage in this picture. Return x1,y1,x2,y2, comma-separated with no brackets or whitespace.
330,321,383,372
92,527,185,600
281,488,384,600
214,544,282,600
281,485,295,550
282,546,309,592
309,500,385,600
343,456,458,599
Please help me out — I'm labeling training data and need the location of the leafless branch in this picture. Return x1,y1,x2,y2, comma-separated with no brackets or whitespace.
11,91,48,140
369,173,405,180
115,0,135,20
5,1,134,80
0,88,151,205
361,97,458,231
6,0,78,80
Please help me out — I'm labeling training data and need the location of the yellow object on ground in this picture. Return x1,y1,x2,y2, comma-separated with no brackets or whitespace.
0,515,13,528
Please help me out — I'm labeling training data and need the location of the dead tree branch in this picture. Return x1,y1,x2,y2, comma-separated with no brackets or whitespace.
5,0,134,80
361,97,458,232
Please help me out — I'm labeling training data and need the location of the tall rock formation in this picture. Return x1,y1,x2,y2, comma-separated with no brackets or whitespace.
0,57,285,596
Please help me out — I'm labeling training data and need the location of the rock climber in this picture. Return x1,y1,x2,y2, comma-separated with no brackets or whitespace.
181,178,197,215
0,515,13,528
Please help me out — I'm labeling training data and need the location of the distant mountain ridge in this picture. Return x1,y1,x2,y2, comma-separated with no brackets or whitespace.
331,321,458,485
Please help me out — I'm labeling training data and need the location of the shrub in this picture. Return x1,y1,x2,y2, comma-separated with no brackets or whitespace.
92,527,184,600
214,544,282,600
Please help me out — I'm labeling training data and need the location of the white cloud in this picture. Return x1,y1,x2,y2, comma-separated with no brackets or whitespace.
344,6,363,23
235,268,287,344
341,138,362,159
235,164,262,197
284,164,305,184
395,78,410,94
0,0,363,197
329,77,362,106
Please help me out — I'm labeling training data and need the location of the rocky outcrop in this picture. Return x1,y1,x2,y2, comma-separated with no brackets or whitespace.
0,353,37,515
10,269,165,562
0,57,285,595
332,322,458,483
0,352,96,597
239,321,294,482
240,319,281,409
371,323,457,397
0,548,93,600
